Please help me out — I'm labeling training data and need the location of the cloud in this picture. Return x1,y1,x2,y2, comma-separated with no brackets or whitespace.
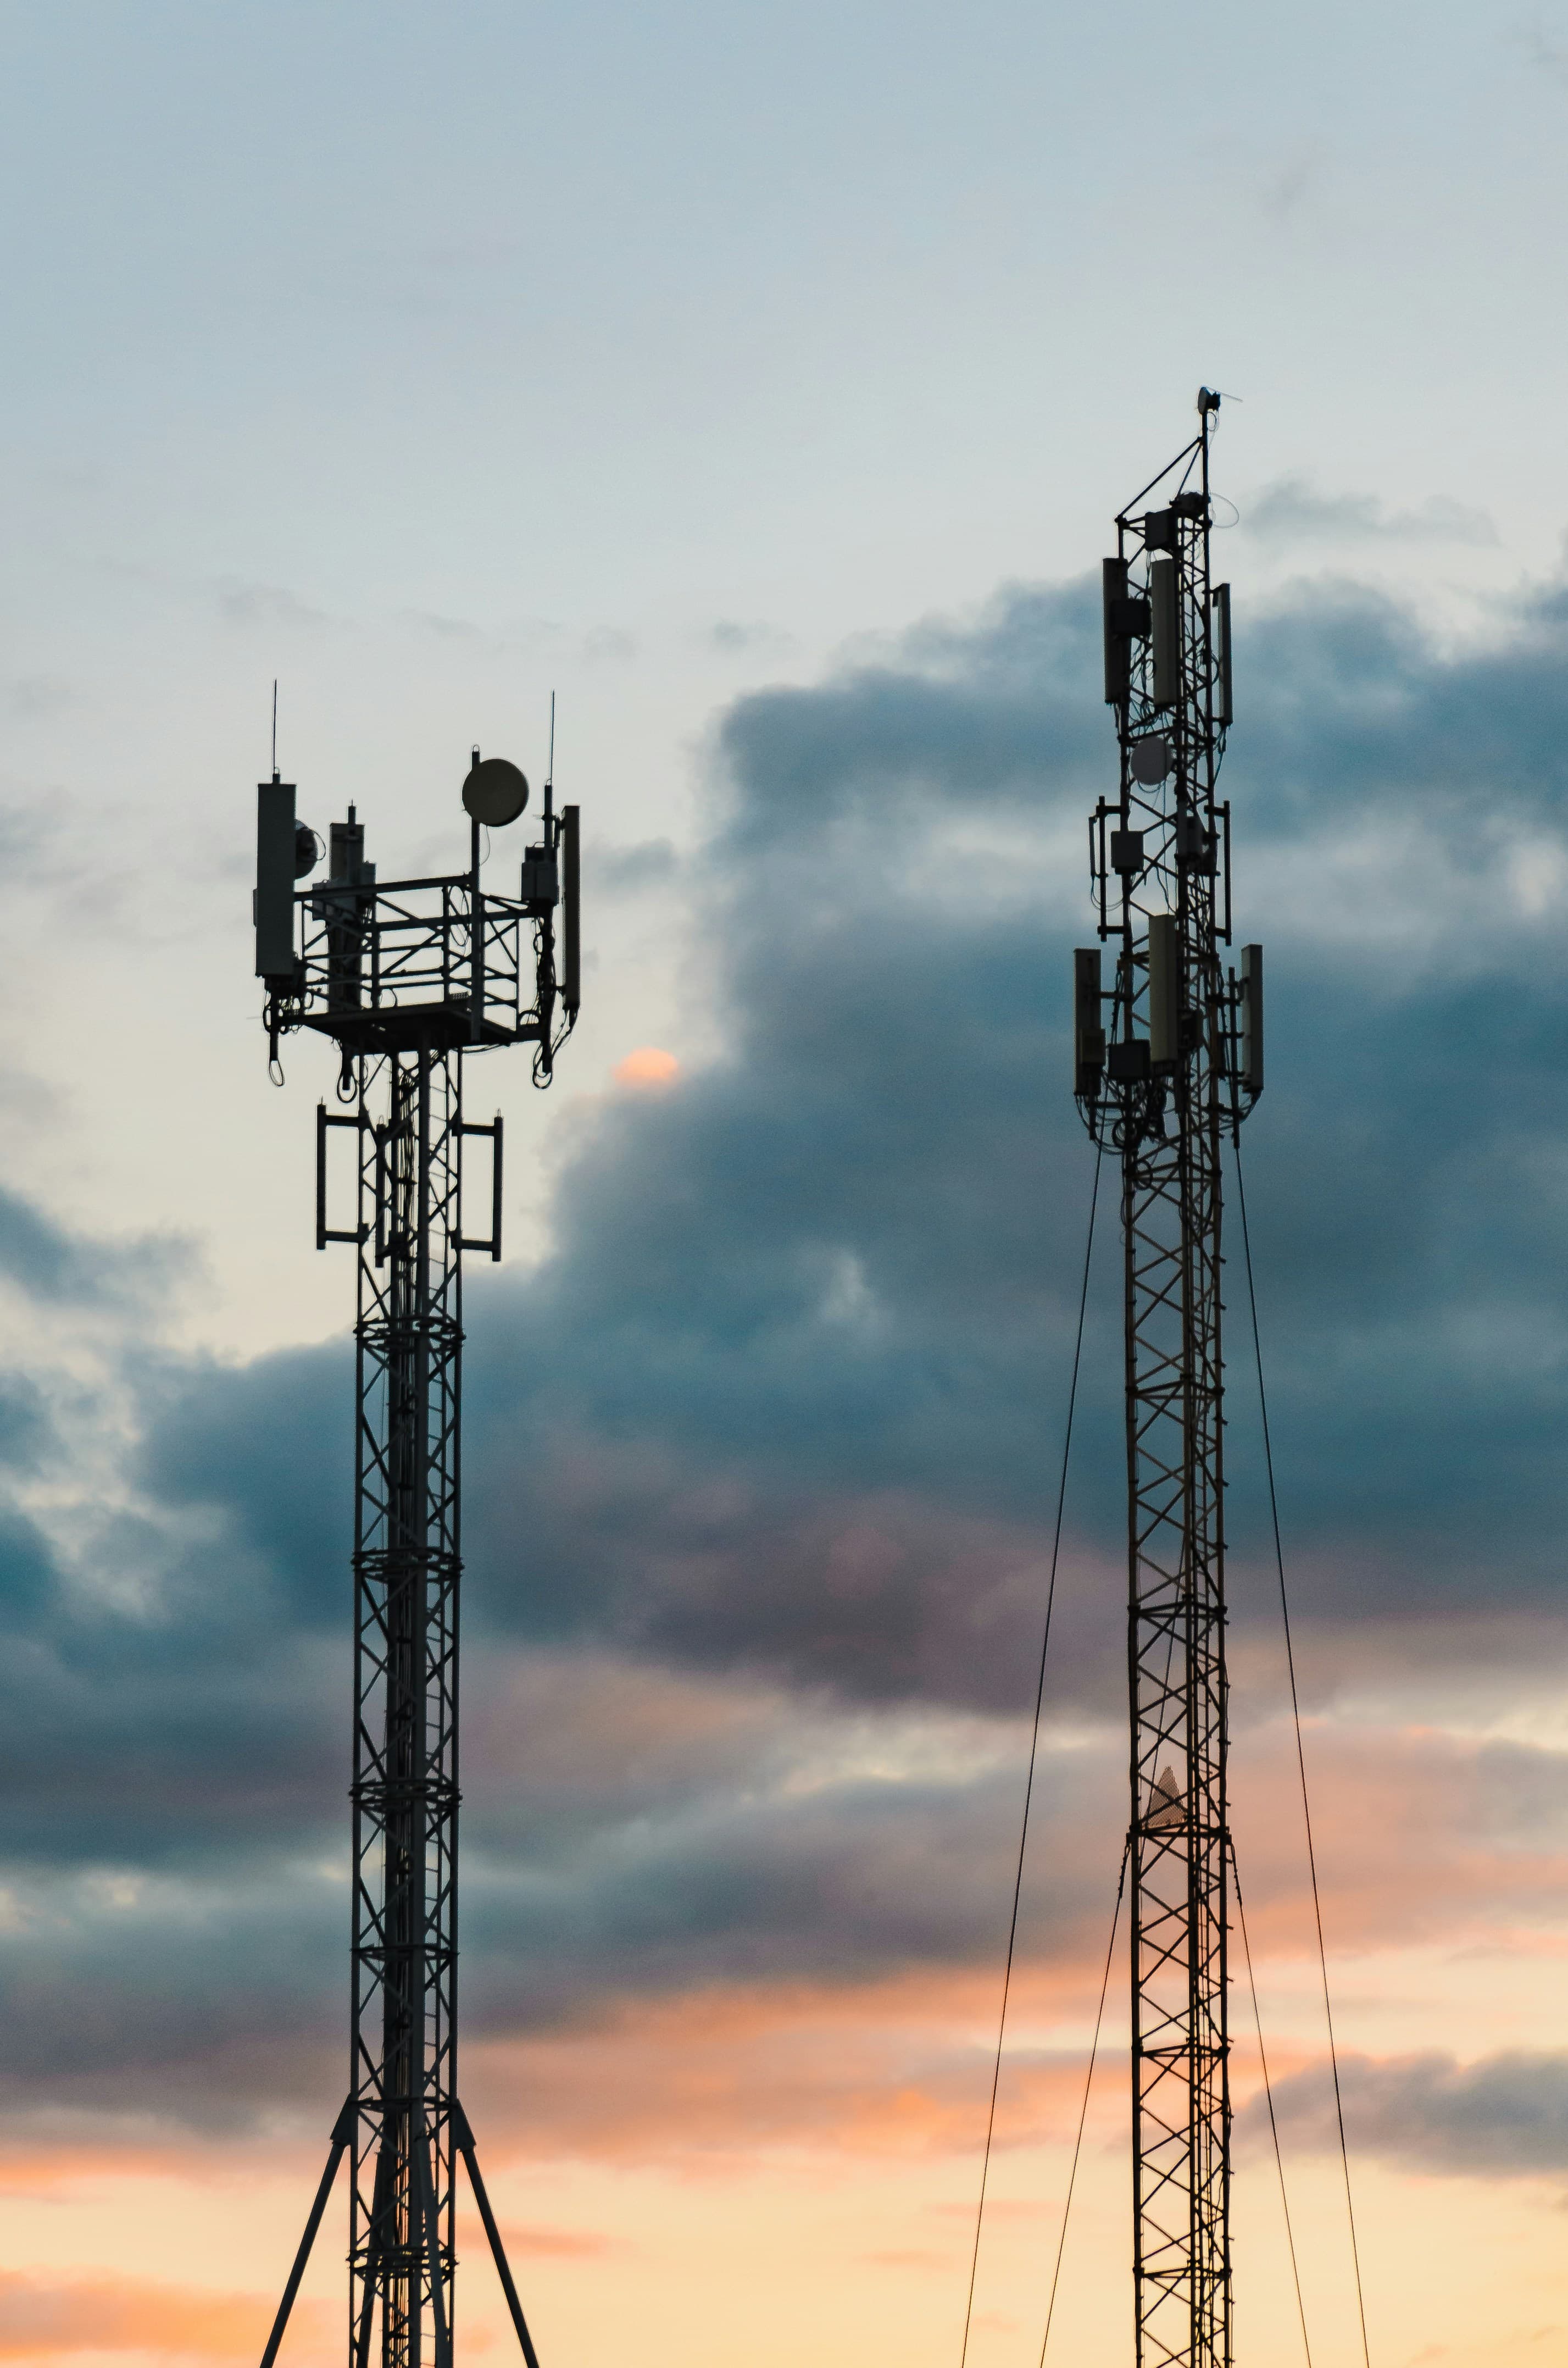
1241,475,1498,548
709,620,797,657
459,1970,1121,2165
5,676,76,718
31,562,1568,1728
0,2270,318,2359
496,2223,623,2258
10,551,1568,2148
3,1599,1564,2148
213,581,330,631
0,1631,1129,2130
0,1182,186,1311
400,607,496,647
1259,145,1325,225
1514,14,1568,87
580,625,637,665
593,837,679,894
613,1047,680,1089
1253,2050,1568,2178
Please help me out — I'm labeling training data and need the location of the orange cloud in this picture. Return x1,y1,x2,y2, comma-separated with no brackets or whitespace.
613,1047,679,1089
0,2271,327,2359
457,1966,1126,2169
1227,1717,1568,1957
488,2222,622,2259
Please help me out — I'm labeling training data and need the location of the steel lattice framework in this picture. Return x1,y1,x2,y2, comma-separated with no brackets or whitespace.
252,759,581,2368
1074,396,1261,2368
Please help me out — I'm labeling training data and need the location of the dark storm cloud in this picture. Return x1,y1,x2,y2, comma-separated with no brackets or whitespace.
453,561,1568,1669
1247,2050,1568,2179
713,579,1102,853
464,1733,1116,2030
41,559,1568,1733
0,1857,346,2131
137,1335,350,1627
7,556,1568,2132
0,1340,350,1870
0,1182,181,1309
0,1649,1127,2129
1234,572,1568,837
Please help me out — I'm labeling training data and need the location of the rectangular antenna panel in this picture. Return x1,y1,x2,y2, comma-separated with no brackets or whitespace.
1148,912,1180,1064
519,846,558,910
329,816,365,884
1149,559,1178,711
1103,558,1130,705
560,805,581,1016
1214,583,1233,727
255,780,297,978
1074,948,1104,1094
1239,942,1263,1095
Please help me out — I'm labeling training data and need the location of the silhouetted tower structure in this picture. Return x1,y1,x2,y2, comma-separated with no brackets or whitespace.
252,748,582,2368
1074,393,1262,2368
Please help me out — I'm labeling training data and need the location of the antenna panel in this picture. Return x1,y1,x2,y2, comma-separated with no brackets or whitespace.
256,779,298,978
1239,942,1262,1095
1148,912,1180,1065
1149,559,1179,710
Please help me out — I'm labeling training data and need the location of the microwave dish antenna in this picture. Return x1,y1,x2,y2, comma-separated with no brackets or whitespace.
463,753,530,827
1130,736,1170,786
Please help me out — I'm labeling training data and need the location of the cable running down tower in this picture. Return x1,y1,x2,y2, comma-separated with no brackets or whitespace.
251,747,581,2368
1074,392,1262,2368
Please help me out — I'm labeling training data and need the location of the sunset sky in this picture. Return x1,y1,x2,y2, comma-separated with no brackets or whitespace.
4,6,1568,2368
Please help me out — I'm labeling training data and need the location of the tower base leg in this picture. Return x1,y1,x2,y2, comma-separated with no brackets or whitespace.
454,2103,543,2368
259,2099,357,2368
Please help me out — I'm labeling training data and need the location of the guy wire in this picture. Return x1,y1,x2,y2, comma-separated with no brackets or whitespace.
957,1145,1103,2368
1233,1139,1372,2368
1036,1838,1127,2368
1230,1839,1314,2368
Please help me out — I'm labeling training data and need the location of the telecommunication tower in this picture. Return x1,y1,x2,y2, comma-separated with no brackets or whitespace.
251,746,582,2368
1074,392,1262,2368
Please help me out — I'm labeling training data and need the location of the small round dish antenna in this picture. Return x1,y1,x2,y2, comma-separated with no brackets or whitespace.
462,755,529,827
1130,736,1170,786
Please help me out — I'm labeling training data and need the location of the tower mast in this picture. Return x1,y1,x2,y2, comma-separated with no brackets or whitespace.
1075,393,1262,2368
251,750,582,2368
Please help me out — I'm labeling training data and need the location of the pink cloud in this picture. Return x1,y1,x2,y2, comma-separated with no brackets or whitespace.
613,1047,679,1089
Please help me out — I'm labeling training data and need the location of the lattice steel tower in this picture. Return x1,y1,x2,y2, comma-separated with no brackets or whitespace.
251,748,581,2368
1074,393,1262,2368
